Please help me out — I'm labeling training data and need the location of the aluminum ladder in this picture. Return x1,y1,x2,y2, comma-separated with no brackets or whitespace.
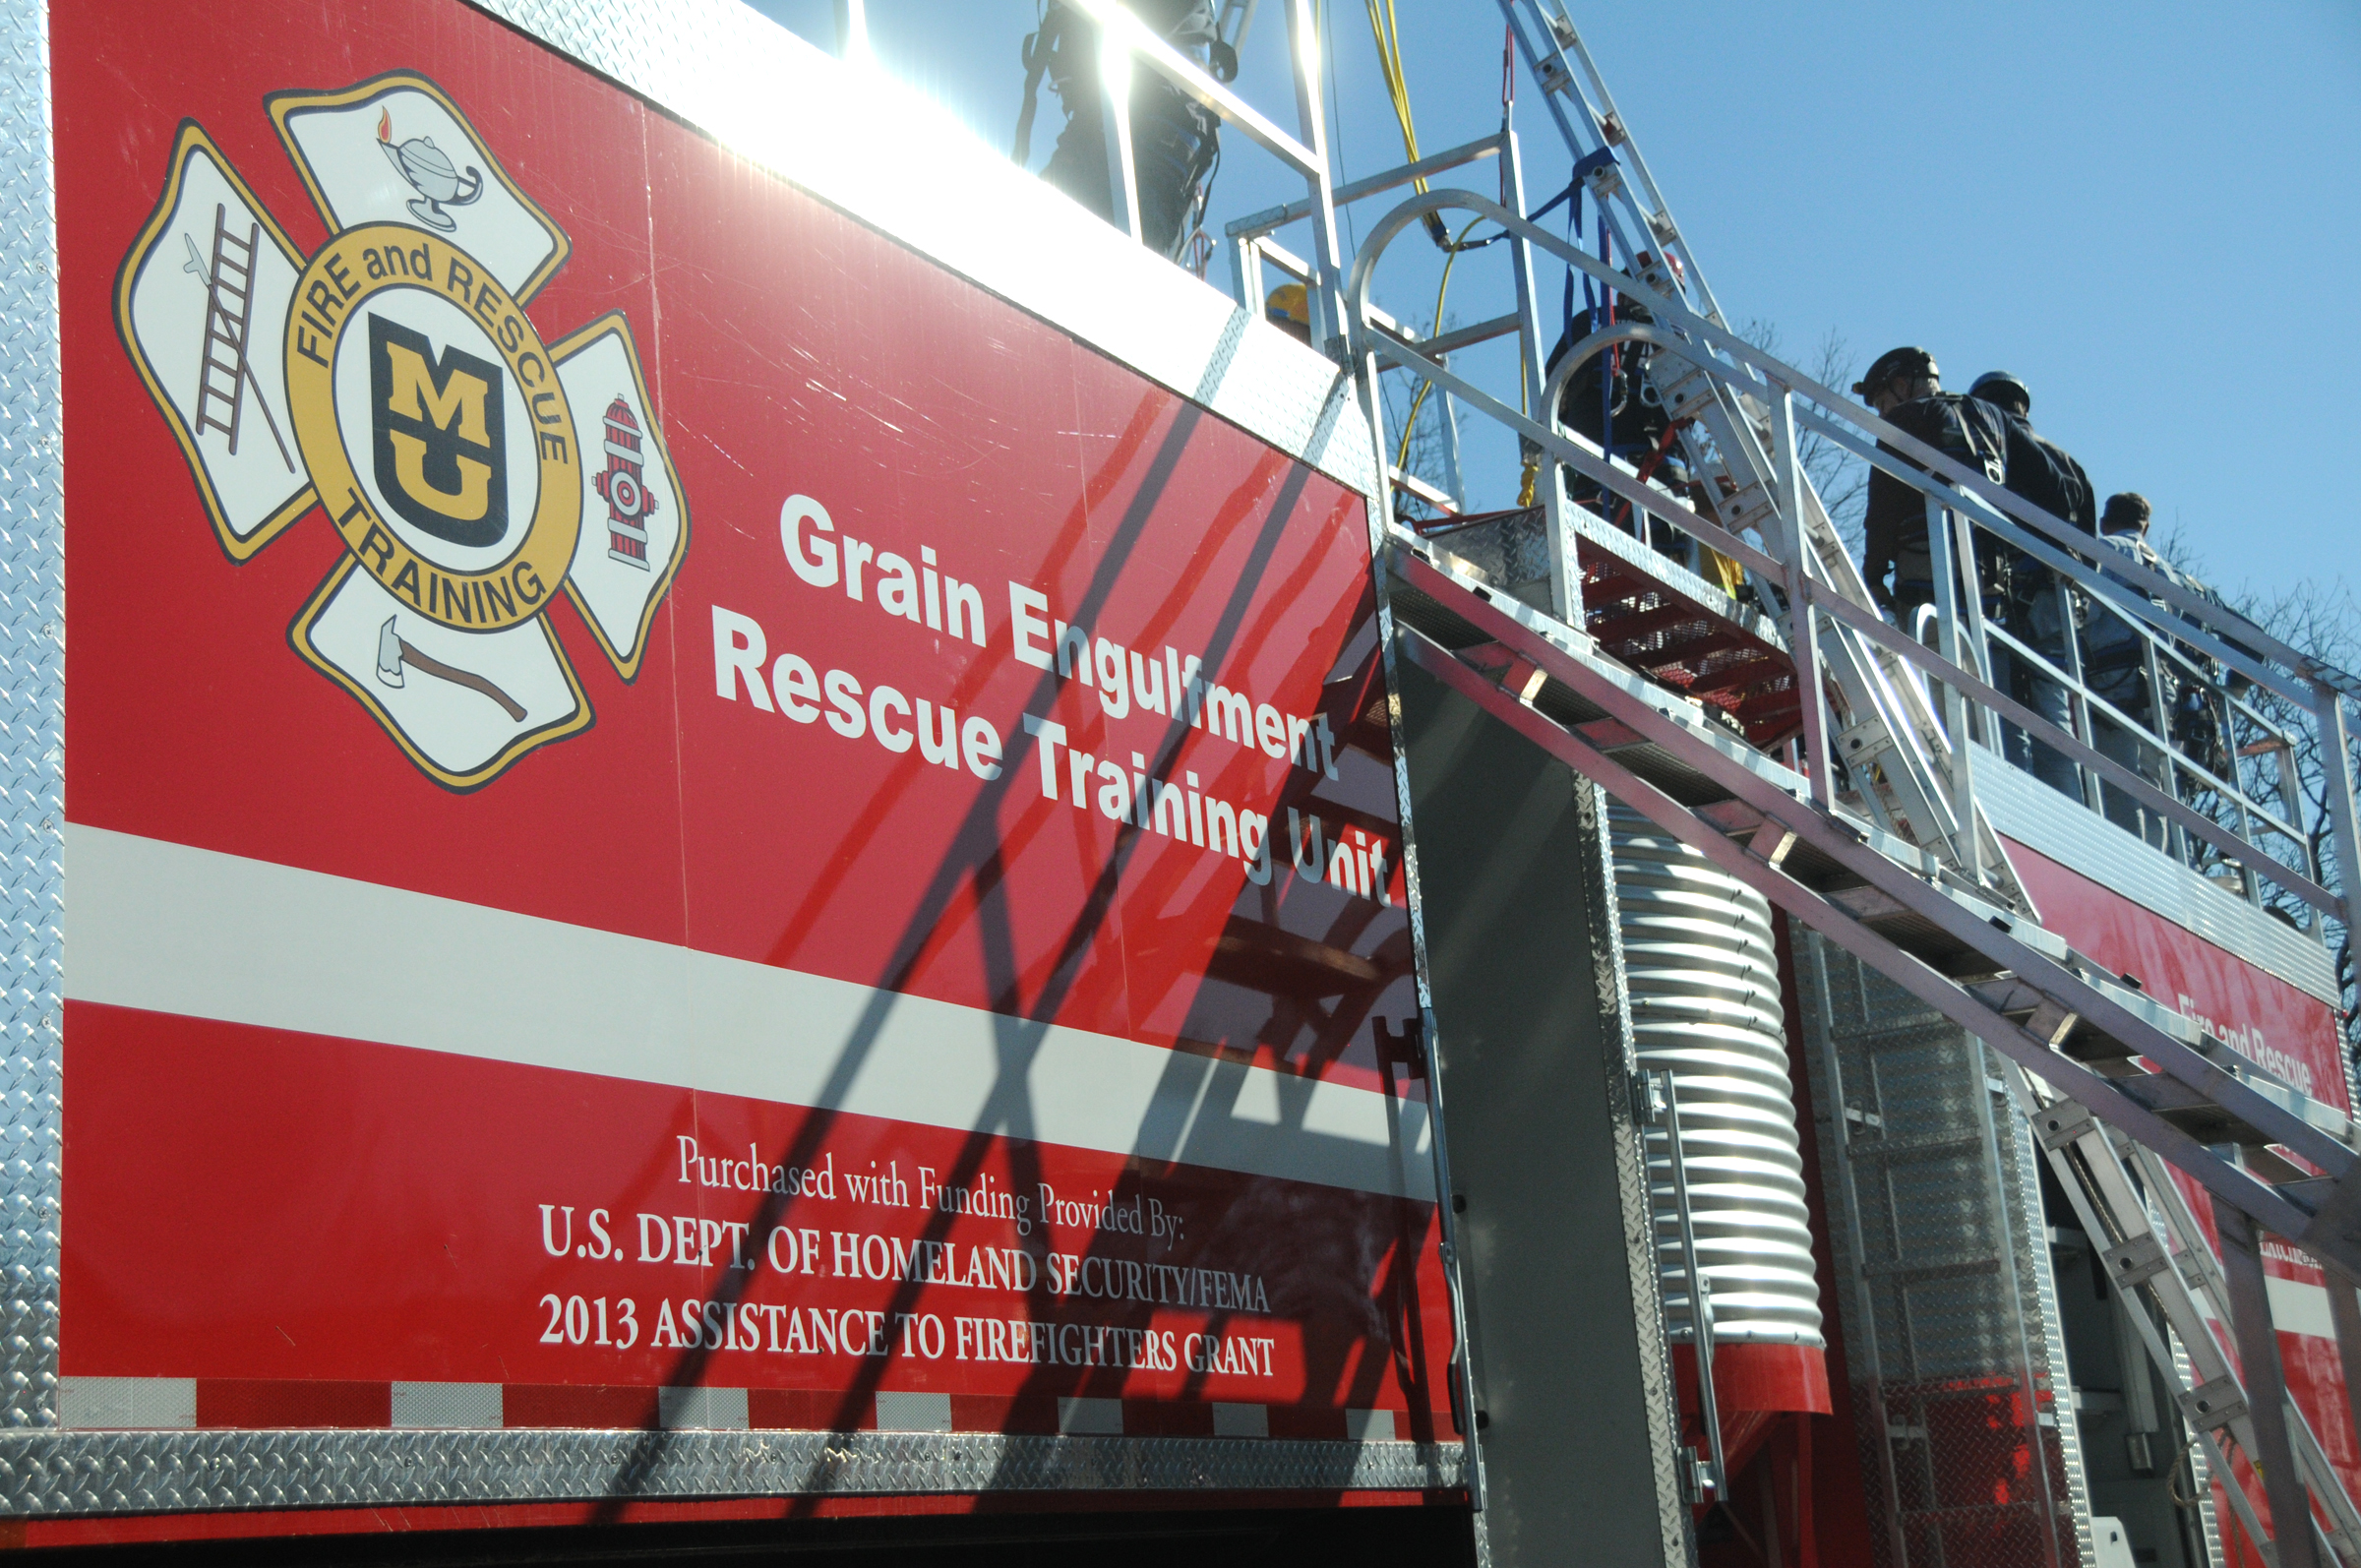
2017,1069,2361,1567
1384,531,2361,1568
1496,0,2019,899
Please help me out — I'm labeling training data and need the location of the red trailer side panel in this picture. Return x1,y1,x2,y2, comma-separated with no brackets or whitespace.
53,0,1448,1491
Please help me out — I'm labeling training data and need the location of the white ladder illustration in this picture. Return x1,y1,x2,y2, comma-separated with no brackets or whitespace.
184,202,291,470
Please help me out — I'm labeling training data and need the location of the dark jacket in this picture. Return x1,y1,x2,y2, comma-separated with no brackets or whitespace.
1983,408,2095,621
1988,411,2094,537
1544,301,1671,460
1862,392,2010,611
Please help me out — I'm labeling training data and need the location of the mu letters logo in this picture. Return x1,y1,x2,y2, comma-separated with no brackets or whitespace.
370,316,508,549
116,69,691,789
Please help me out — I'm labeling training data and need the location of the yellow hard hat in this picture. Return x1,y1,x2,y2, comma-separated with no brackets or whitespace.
1265,283,1309,328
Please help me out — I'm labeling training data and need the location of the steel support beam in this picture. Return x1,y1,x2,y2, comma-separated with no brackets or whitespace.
1391,552,2361,1277
2219,1206,2326,1568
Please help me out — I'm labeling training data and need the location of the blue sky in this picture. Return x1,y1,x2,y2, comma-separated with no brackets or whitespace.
745,1,2360,606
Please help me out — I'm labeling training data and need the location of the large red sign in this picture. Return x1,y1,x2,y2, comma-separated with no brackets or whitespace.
55,0,1446,1452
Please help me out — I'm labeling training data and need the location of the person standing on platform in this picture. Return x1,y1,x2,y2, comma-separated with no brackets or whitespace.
1967,371,2092,797
2082,493,2176,842
1014,1,1230,261
1857,347,2010,632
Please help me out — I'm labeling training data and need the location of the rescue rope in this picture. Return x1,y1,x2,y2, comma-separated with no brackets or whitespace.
1393,212,1488,474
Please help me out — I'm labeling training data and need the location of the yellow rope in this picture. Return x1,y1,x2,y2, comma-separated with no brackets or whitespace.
1364,0,1423,190
1394,213,1487,473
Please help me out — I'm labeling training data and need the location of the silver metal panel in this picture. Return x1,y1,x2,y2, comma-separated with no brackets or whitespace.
1056,1398,1122,1436
390,1383,503,1431
0,1430,1464,1515
1797,933,2089,1567
658,1387,749,1432
471,0,1381,503
0,0,61,1438
1976,745,2338,1005
1398,660,1690,1568
1212,1404,1268,1438
876,1392,953,1434
57,1380,194,1433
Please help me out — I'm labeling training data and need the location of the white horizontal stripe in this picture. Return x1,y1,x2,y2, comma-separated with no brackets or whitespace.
67,826,1430,1200
2190,1274,2337,1339
1980,754,2338,1004
2270,1275,2337,1339
58,1377,196,1431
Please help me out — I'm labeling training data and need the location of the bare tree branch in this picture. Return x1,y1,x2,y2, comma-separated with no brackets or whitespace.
1738,320,1865,554
2146,530,2361,1069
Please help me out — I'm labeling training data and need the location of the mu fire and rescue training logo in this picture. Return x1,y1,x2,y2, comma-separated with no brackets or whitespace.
115,71,690,788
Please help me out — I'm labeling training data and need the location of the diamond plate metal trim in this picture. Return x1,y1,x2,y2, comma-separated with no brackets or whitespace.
1571,780,1694,1568
0,1430,1463,1516
0,0,61,1437
464,0,1376,501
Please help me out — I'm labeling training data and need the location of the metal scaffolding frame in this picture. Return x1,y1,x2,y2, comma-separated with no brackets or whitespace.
1029,2,2361,1561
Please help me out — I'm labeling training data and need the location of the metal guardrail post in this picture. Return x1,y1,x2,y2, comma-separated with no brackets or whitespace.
2219,1204,2328,1568
1226,232,1258,310
1771,392,1829,804
2145,640,2187,861
2051,578,2102,813
1925,498,1982,866
1096,31,1143,244
2314,682,2361,952
830,0,868,60
1282,0,1345,350
2331,1273,2361,1468
1654,1068,1725,1503
1493,130,1579,623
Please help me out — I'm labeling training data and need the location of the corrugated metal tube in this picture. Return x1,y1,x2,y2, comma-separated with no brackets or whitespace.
1609,804,1823,1347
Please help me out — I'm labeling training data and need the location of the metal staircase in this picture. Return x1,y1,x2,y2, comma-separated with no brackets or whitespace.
1059,4,2361,1559
1501,0,2016,900
1343,8,2361,1564
1385,526,2360,1562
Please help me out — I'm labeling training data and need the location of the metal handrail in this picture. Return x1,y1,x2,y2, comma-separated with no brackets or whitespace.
1333,158,2357,707
1654,1068,1726,1504
1976,620,2311,857
1225,128,1510,344
1344,185,2353,930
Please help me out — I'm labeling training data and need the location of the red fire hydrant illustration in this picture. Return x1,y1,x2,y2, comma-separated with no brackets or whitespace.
593,396,655,570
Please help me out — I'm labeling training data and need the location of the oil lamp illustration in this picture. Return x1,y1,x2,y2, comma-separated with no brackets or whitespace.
377,108,482,231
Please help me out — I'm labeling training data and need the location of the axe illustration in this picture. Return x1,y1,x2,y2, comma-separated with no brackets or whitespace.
376,616,527,721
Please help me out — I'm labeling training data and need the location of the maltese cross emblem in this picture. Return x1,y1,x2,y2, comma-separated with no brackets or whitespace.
117,70,691,790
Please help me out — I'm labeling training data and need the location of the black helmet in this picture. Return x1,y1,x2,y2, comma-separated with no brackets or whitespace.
1854,346,1937,398
1968,370,2030,415
2101,492,2151,532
